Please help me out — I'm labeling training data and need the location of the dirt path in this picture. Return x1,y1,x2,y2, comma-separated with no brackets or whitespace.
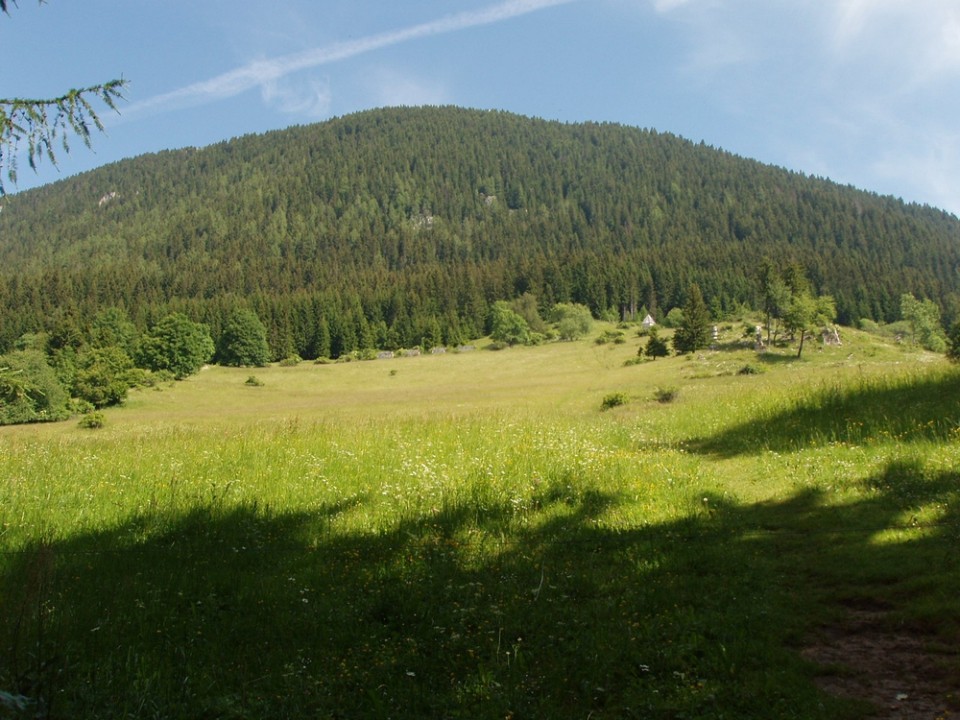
802,608,959,719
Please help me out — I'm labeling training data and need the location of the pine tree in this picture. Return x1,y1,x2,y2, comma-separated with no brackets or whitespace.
644,328,669,359
672,284,710,354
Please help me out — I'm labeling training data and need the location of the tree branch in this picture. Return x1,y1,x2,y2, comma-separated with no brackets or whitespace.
0,79,127,194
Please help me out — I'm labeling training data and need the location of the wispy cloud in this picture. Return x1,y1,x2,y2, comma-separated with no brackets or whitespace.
128,0,577,117
260,76,332,118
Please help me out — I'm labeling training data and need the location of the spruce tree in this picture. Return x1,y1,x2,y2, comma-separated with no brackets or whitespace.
672,284,710,354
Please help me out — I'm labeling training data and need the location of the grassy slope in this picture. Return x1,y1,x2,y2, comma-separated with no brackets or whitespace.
1,326,958,718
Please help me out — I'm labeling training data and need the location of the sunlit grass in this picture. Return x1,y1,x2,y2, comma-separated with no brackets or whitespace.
1,328,958,718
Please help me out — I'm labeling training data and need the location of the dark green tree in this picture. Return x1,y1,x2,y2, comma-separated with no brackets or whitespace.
136,313,214,379
644,328,669,359
672,284,711,354
217,308,271,367
947,320,960,362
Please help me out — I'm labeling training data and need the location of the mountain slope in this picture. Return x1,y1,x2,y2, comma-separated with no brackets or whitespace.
1,106,958,356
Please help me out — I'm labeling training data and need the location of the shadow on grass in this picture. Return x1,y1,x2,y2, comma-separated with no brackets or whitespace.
689,369,960,457
1,462,958,719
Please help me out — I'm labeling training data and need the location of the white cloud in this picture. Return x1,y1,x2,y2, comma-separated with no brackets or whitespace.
260,76,332,118
829,1,960,85
128,0,578,118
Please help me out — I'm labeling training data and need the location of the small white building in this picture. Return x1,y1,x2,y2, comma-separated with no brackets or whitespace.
641,314,656,330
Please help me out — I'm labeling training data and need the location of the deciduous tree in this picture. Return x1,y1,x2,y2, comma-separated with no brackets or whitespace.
900,293,947,353
217,308,271,367
137,313,214,379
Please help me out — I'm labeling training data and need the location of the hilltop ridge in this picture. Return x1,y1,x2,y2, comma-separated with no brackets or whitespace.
1,106,958,356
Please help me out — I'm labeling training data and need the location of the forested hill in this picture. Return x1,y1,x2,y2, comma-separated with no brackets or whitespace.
1,105,958,357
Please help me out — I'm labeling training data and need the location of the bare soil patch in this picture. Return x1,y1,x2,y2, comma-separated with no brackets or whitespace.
803,605,959,719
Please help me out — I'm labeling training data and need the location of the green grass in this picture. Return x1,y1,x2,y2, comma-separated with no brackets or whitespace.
1,328,958,718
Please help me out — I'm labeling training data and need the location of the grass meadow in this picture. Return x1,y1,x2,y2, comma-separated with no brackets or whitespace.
1,326,959,718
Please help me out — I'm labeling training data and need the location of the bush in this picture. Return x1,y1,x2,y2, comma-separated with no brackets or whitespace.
595,330,625,345
245,375,265,387
738,364,761,375
279,355,302,367
551,302,593,340
600,392,628,410
654,386,679,404
78,411,106,429
68,398,96,415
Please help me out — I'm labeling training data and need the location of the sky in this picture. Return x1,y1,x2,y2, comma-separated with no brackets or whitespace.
3,0,959,214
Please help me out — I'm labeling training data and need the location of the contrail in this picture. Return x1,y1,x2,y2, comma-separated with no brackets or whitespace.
128,0,578,116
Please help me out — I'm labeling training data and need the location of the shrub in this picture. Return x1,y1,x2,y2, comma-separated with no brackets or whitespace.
600,392,628,410
595,330,625,345
245,375,265,387
78,411,106,429
738,364,761,375
551,302,593,340
654,386,679,404
68,398,96,415
279,355,302,367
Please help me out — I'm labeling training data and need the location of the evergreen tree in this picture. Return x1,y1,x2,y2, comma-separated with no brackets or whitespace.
672,284,710,354
947,320,960,363
644,328,669,359
312,317,332,359
1,2,126,193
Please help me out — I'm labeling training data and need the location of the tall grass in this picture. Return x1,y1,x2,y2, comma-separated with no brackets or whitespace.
1,335,958,718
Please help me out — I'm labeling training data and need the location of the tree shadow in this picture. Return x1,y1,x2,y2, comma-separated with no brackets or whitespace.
689,370,960,457
1,462,958,718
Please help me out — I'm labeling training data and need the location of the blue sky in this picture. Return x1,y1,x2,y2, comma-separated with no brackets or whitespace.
4,0,960,214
